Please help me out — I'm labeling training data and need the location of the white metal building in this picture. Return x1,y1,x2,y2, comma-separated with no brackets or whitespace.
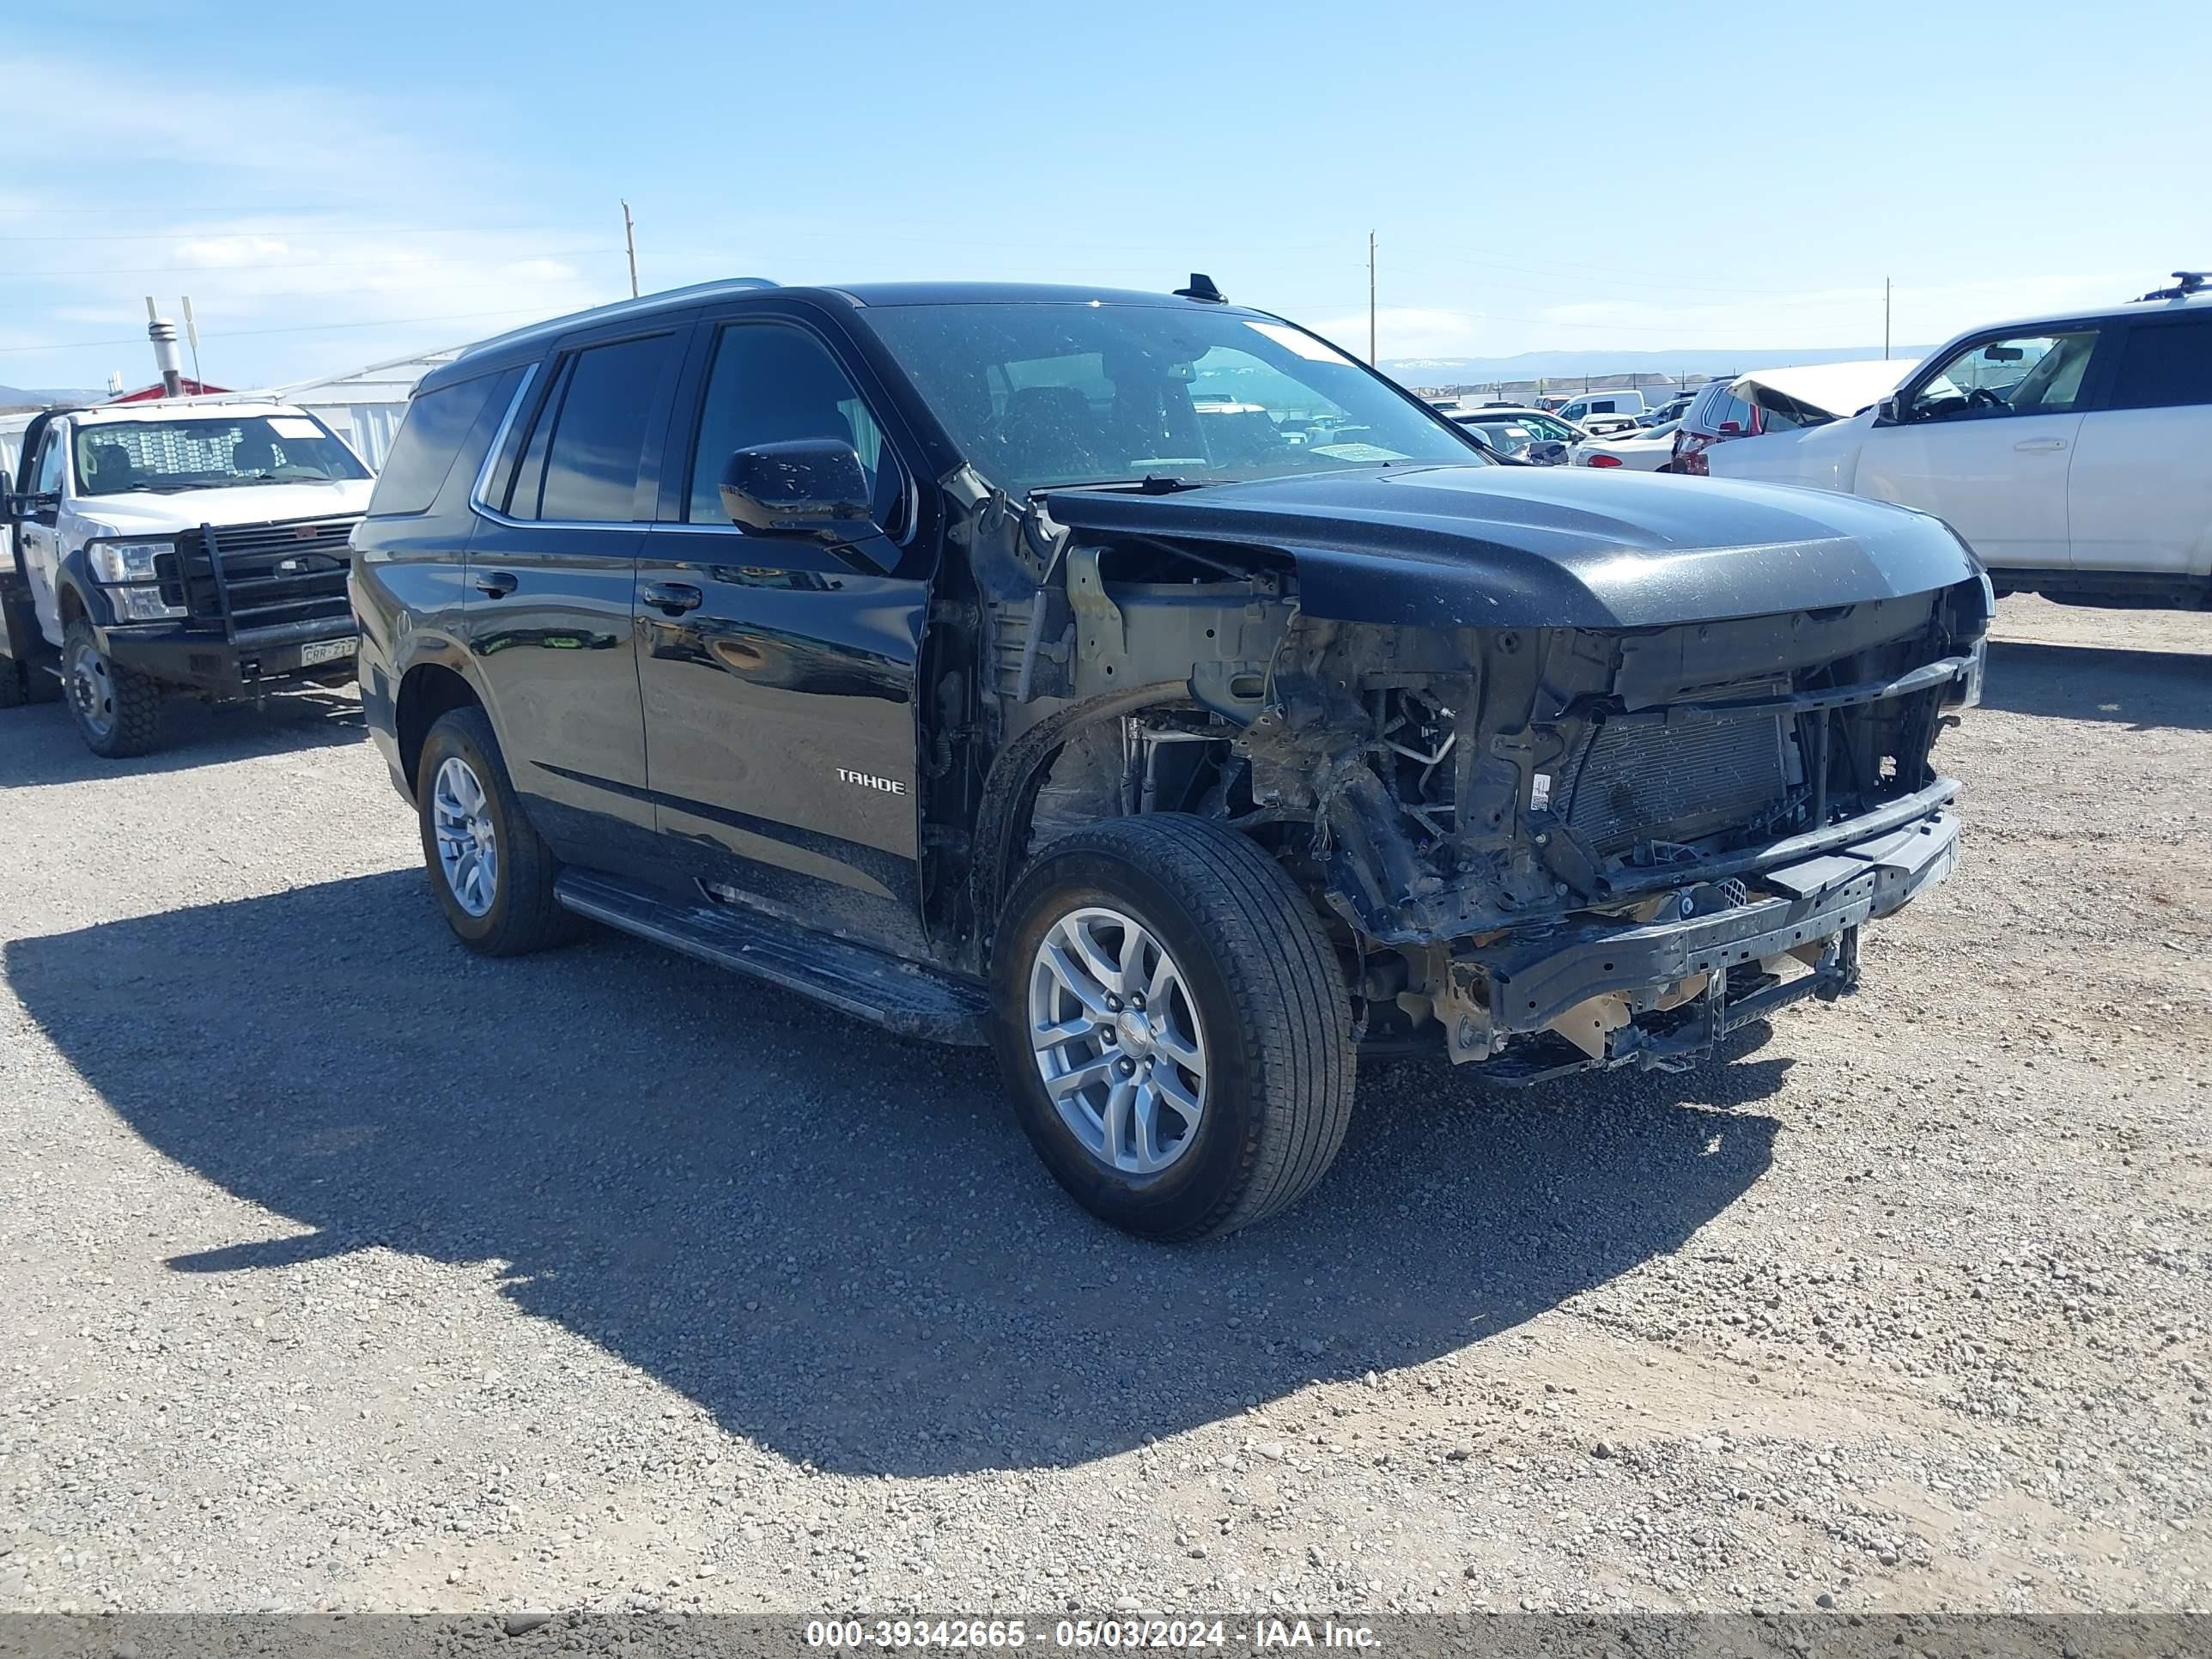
264,347,461,469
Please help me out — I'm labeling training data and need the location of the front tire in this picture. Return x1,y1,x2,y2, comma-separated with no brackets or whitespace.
416,706,580,956
63,619,163,757
993,815,1356,1242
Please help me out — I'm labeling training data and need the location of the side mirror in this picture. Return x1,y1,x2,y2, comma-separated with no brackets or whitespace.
718,441,891,568
1873,396,1904,427
3,490,55,526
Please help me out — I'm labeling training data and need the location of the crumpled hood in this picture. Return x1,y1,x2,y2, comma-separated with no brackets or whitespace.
71,478,374,537
1041,464,1974,629
1708,410,1877,495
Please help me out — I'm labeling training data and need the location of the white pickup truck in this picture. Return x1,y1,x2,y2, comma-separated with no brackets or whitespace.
0,399,374,755
1709,277,2212,610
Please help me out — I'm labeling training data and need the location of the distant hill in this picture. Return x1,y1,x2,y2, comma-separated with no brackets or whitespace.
0,383,106,410
1382,346,1931,386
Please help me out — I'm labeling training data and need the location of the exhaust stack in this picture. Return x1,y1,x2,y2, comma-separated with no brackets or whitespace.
144,295,184,398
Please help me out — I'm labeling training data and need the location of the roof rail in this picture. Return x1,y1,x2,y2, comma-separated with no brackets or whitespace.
456,276,781,362
2137,270,2208,301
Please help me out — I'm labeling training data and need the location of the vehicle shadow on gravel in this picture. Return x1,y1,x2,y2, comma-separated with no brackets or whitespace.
6,872,1784,1477
1982,640,2212,732
0,691,365,788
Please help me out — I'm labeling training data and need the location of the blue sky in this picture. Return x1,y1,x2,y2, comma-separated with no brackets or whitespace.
3,0,2204,390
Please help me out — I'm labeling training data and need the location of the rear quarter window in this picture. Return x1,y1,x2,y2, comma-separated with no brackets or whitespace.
366,373,508,517
2106,315,2212,410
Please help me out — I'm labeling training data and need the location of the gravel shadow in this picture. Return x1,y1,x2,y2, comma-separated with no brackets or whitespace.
0,690,366,788
1981,639,2212,732
5,872,1783,1476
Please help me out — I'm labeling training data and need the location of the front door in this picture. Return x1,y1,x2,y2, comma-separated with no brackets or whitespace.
14,422,70,642
1855,325,2105,573
633,314,931,955
463,326,686,867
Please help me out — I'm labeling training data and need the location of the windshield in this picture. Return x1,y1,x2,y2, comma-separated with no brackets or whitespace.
1460,409,1573,444
861,301,1485,495
73,413,369,496
1456,417,1540,455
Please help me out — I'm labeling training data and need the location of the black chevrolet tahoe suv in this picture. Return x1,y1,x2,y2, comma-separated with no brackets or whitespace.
352,276,1990,1241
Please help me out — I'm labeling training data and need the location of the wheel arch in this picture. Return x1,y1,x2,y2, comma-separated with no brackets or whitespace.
54,550,106,629
969,680,1210,957
395,659,486,799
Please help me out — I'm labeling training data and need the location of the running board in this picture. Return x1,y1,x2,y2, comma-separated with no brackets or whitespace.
553,870,991,1046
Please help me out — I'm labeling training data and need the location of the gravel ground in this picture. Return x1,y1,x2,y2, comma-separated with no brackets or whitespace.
1,595,2206,1620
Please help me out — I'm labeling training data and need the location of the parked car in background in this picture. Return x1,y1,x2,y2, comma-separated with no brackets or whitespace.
1555,389,1647,434
1448,406,1587,464
1670,361,1911,476
1640,393,1695,428
1709,276,2212,609
1571,420,1681,471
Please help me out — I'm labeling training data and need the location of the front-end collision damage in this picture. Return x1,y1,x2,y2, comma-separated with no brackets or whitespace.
945,483,1990,1080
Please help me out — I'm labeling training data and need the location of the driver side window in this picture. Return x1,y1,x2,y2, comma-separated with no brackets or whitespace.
684,322,897,530
1909,330,2100,422
34,430,66,495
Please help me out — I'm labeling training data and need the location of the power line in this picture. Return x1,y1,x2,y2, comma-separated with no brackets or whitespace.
3,246,621,278
0,303,592,356
0,222,601,243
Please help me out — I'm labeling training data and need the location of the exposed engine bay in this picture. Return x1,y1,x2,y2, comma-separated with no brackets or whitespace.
922,476,1990,1081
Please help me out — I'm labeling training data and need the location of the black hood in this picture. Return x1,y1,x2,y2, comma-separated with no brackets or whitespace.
1039,464,1978,629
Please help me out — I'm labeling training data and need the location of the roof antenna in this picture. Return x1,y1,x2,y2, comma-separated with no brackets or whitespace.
1173,273,1226,303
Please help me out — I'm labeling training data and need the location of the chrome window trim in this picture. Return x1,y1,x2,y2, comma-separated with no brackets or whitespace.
464,354,698,535
467,361,540,520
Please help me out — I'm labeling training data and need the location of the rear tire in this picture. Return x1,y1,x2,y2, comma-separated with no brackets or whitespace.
416,705,580,956
992,814,1356,1242
63,619,162,757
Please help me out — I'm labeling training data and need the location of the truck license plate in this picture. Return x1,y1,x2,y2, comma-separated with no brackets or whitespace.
300,638,356,667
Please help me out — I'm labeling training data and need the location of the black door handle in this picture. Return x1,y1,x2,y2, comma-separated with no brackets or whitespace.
641,581,703,615
471,570,518,599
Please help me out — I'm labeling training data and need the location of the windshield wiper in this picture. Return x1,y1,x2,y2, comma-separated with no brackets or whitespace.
1033,474,1211,496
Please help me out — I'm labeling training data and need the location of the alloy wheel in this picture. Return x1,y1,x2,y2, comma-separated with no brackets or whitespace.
1027,905,1208,1176
431,755,500,918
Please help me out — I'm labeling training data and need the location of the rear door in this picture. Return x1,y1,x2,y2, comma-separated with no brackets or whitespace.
2065,309,2212,578
463,320,688,865
632,307,933,954
1853,325,2106,572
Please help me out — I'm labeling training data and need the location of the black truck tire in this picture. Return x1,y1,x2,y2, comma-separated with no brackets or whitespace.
62,619,163,757
992,814,1357,1242
416,706,582,956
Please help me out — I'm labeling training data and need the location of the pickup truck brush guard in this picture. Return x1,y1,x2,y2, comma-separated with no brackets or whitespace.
352,277,1989,1239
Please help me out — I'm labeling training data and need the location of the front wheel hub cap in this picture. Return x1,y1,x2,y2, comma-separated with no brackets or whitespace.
68,639,114,738
1028,905,1208,1176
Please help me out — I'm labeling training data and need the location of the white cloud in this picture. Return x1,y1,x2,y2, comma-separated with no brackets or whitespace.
1311,306,1486,360
0,50,619,387
173,235,294,269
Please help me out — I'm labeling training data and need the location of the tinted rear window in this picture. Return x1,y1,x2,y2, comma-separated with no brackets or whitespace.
509,333,680,523
2107,315,2212,410
368,374,502,516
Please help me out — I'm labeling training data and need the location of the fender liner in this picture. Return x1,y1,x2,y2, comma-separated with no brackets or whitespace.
968,680,1192,963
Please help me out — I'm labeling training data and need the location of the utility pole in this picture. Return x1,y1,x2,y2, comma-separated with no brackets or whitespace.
1367,231,1377,366
623,200,640,299
1883,276,1892,360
